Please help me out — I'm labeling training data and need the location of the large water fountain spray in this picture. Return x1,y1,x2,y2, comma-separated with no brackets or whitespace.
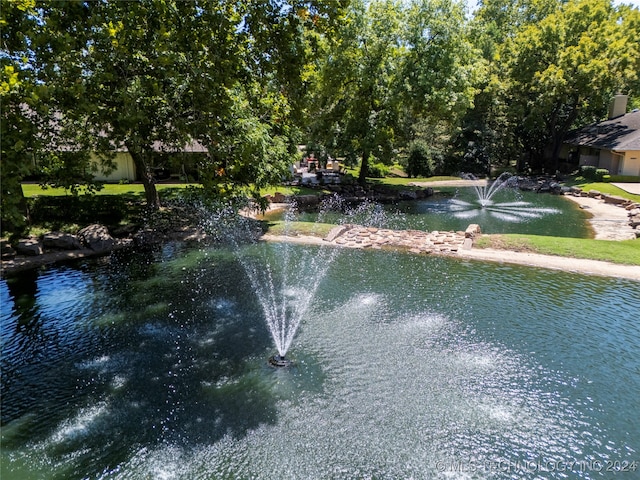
231,202,344,367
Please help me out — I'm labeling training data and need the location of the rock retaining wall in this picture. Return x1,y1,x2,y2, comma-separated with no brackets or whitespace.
323,224,479,255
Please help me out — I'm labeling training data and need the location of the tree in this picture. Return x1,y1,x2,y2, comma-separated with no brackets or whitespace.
308,0,405,184
1,0,112,235
2,0,347,229
501,0,640,171
401,0,481,174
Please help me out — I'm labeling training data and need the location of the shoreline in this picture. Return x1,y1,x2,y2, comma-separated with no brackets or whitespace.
2,185,639,281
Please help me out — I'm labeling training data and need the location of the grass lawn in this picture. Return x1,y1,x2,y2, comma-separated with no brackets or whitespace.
264,220,335,237
22,183,325,199
19,179,640,267
475,234,640,266
21,183,198,197
569,182,640,203
369,175,461,187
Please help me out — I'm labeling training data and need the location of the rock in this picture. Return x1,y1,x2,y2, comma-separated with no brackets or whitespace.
16,238,43,256
465,224,481,238
294,194,320,207
587,190,601,198
399,190,418,200
325,225,350,242
273,192,288,203
78,224,115,251
602,194,628,205
42,232,82,250
1,239,16,260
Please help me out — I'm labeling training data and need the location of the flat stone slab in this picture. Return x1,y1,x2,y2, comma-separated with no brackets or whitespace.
323,225,466,255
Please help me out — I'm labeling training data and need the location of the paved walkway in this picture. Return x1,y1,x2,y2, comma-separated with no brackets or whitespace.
563,195,637,240
457,248,640,281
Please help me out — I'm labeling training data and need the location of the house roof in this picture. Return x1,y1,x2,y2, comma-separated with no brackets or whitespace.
565,110,640,151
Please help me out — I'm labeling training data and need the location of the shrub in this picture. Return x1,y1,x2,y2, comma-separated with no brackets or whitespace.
29,195,129,227
406,141,434,177
580,165,597,180
367,162,390,178
602,175,611,182
595,169,609,181
609,175,640,183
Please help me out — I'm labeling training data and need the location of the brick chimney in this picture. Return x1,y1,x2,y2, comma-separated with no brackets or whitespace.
608,94,628,119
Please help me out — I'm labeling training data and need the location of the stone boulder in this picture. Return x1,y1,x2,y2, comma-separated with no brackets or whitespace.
294,194,320,207
602,194,628,205
43,232,82,250
78,224,115,251
465,224,481,238
1,239,16,260
16,238,43,256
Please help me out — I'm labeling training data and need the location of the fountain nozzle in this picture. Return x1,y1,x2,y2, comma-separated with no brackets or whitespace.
269,354,292,368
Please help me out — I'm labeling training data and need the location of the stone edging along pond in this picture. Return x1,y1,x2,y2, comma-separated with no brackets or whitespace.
2,183,639,279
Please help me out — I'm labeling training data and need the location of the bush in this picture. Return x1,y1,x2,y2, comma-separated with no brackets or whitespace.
579,165,610,181
29,195,130,227
579,165,597,180
367,162,390,178
602,175,611,182
406,141,434,177
595,169,609,181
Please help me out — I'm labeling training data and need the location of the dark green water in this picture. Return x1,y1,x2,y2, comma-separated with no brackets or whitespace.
268,189,592,237
1,244,638,479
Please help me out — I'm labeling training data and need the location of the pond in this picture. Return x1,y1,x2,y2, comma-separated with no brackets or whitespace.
264,188,592,238
1,243,638,479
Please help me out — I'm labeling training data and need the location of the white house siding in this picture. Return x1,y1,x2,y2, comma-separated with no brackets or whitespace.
621,151,640,176
91,153,136,182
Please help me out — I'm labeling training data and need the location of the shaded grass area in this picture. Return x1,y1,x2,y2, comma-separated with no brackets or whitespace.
475,234,640,266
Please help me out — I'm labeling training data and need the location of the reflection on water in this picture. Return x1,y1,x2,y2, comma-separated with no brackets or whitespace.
1,246,639,479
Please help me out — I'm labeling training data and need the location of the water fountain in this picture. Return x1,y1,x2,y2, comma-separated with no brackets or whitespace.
443,173,562,224
464,172,519,208
1,197,638,479
2,246,639,479
198,198,370,367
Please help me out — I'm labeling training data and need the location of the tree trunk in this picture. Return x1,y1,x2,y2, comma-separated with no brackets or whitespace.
127,144,161,209
358,148,370,185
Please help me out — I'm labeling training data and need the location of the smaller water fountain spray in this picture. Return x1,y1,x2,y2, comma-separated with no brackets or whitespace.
452,173,560,222
464,172,519,208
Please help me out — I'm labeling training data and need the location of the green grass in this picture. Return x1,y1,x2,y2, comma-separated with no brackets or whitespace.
264,220,335,237
563,181,640,203
475,234,640,266
21,183,198,197
342,166,460,187
369,175,461,186
260,185,328,197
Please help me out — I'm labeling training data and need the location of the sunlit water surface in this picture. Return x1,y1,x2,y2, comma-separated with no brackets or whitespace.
1,244,639,479
266,189,591,238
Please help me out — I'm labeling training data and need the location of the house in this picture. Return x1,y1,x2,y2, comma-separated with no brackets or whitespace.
563,95,640,177
90,140,207,182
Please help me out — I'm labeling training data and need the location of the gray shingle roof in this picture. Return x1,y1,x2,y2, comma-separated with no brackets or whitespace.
565,110,640,151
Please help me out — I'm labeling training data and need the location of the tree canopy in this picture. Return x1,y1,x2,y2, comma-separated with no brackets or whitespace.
2,0,640,234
